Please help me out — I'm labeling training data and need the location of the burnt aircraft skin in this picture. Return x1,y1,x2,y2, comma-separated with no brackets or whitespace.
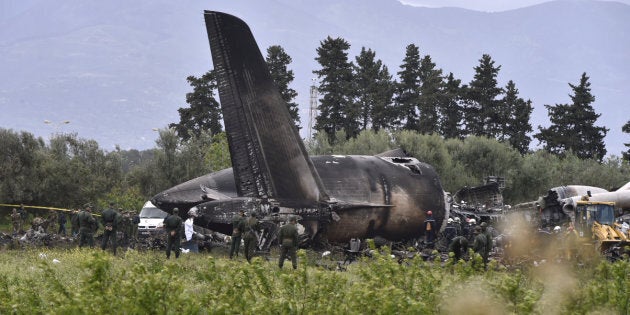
540,185,608,226
153,155,445,242
562,182,630,212
152,11,446,244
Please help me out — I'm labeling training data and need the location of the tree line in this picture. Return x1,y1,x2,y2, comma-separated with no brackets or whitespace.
171,41,627,161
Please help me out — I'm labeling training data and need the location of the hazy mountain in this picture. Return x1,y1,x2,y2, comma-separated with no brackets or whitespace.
1,0,628,156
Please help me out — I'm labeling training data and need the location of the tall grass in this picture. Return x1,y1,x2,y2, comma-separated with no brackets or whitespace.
0,247,628,314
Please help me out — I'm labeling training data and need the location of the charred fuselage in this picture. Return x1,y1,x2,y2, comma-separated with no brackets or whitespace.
152,155,445,243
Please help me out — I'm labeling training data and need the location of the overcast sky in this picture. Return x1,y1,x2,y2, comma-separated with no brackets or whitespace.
400,0,630,12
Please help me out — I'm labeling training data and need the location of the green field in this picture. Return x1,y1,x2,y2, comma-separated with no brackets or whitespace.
0,245,629,314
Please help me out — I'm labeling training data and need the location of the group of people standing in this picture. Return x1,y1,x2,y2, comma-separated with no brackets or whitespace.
228,210,260,263
228,210,299,269
442,216,494,266
7,203,140,256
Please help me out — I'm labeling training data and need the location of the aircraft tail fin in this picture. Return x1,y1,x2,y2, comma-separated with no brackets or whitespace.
204,11,328,207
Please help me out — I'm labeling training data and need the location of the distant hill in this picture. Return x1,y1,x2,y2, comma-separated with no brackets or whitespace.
1,0,628,155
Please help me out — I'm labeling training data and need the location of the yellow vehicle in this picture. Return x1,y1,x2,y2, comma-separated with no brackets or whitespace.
572,200,630,258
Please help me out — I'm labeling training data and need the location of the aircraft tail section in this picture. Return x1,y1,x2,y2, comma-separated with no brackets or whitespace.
204,11,328,206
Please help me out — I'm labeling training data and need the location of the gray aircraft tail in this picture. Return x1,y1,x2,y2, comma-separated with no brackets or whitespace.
204,11,328,207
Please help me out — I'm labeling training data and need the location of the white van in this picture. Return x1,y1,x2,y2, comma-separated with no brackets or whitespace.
137,201,168,238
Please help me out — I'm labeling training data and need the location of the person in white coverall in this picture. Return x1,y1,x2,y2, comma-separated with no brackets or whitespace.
184,208,199,253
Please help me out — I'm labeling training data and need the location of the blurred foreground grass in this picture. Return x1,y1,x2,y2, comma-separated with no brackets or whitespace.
0,247,628,314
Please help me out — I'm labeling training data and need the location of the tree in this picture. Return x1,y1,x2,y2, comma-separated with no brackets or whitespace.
266,45,300,128
313,36,357,142
352,47,395,132
170,71,222,141
395,44,422,131
463,54,504,138
501,80,533,155
438,73,464,139
623,120,630,162
535,72,608,161
0,129,46,204
417,55,443,134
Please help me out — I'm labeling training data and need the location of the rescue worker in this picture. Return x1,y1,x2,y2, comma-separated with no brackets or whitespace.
229,210,245,259
10,208,22,235
184,208,199,253
480,222,492,262
472,226,488,267
119,208,131,247
164,208,183,259
78,206,97,248
453,216,463,236
448,235,469,261
463,218,476,242
443,218,458,247
242,212,259,263
131,210,140,245
18,204,27,224
100,203,121,255
71,209,80,237
57,211,67,236
423,210,436,248
278,216,299,269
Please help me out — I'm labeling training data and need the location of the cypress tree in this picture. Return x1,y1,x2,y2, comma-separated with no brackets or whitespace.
313,36,356,142
535,72,608,161
266,45,300,128
417,55,443,134
463,54,504,138
395,44,422,131
439,73,464,139
501,80,532,155
353,47,395,132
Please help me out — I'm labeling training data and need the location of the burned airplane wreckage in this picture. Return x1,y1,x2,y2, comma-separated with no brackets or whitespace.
151,11,447,250
450,176,508,222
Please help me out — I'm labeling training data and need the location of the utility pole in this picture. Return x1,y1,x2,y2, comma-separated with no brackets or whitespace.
308,78,318,140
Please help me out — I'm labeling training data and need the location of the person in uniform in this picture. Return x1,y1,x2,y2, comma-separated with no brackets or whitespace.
163,208,183,259
131,210,140,245
18,204,27,225
230,210,245,259
242,212,259,263
472,226,488,267
448,235,469,261
100,203,121,255
78,206,97,248
10,208,22,235
443,218,458,247
278,216,299,269
480,222,492,263
119,208,131,246
57,211,67,236
71,209,80,237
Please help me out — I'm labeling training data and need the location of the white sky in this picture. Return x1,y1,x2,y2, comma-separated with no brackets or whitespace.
400,0,630,12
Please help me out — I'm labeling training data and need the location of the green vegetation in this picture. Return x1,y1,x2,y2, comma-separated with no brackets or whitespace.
0,247,628,314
